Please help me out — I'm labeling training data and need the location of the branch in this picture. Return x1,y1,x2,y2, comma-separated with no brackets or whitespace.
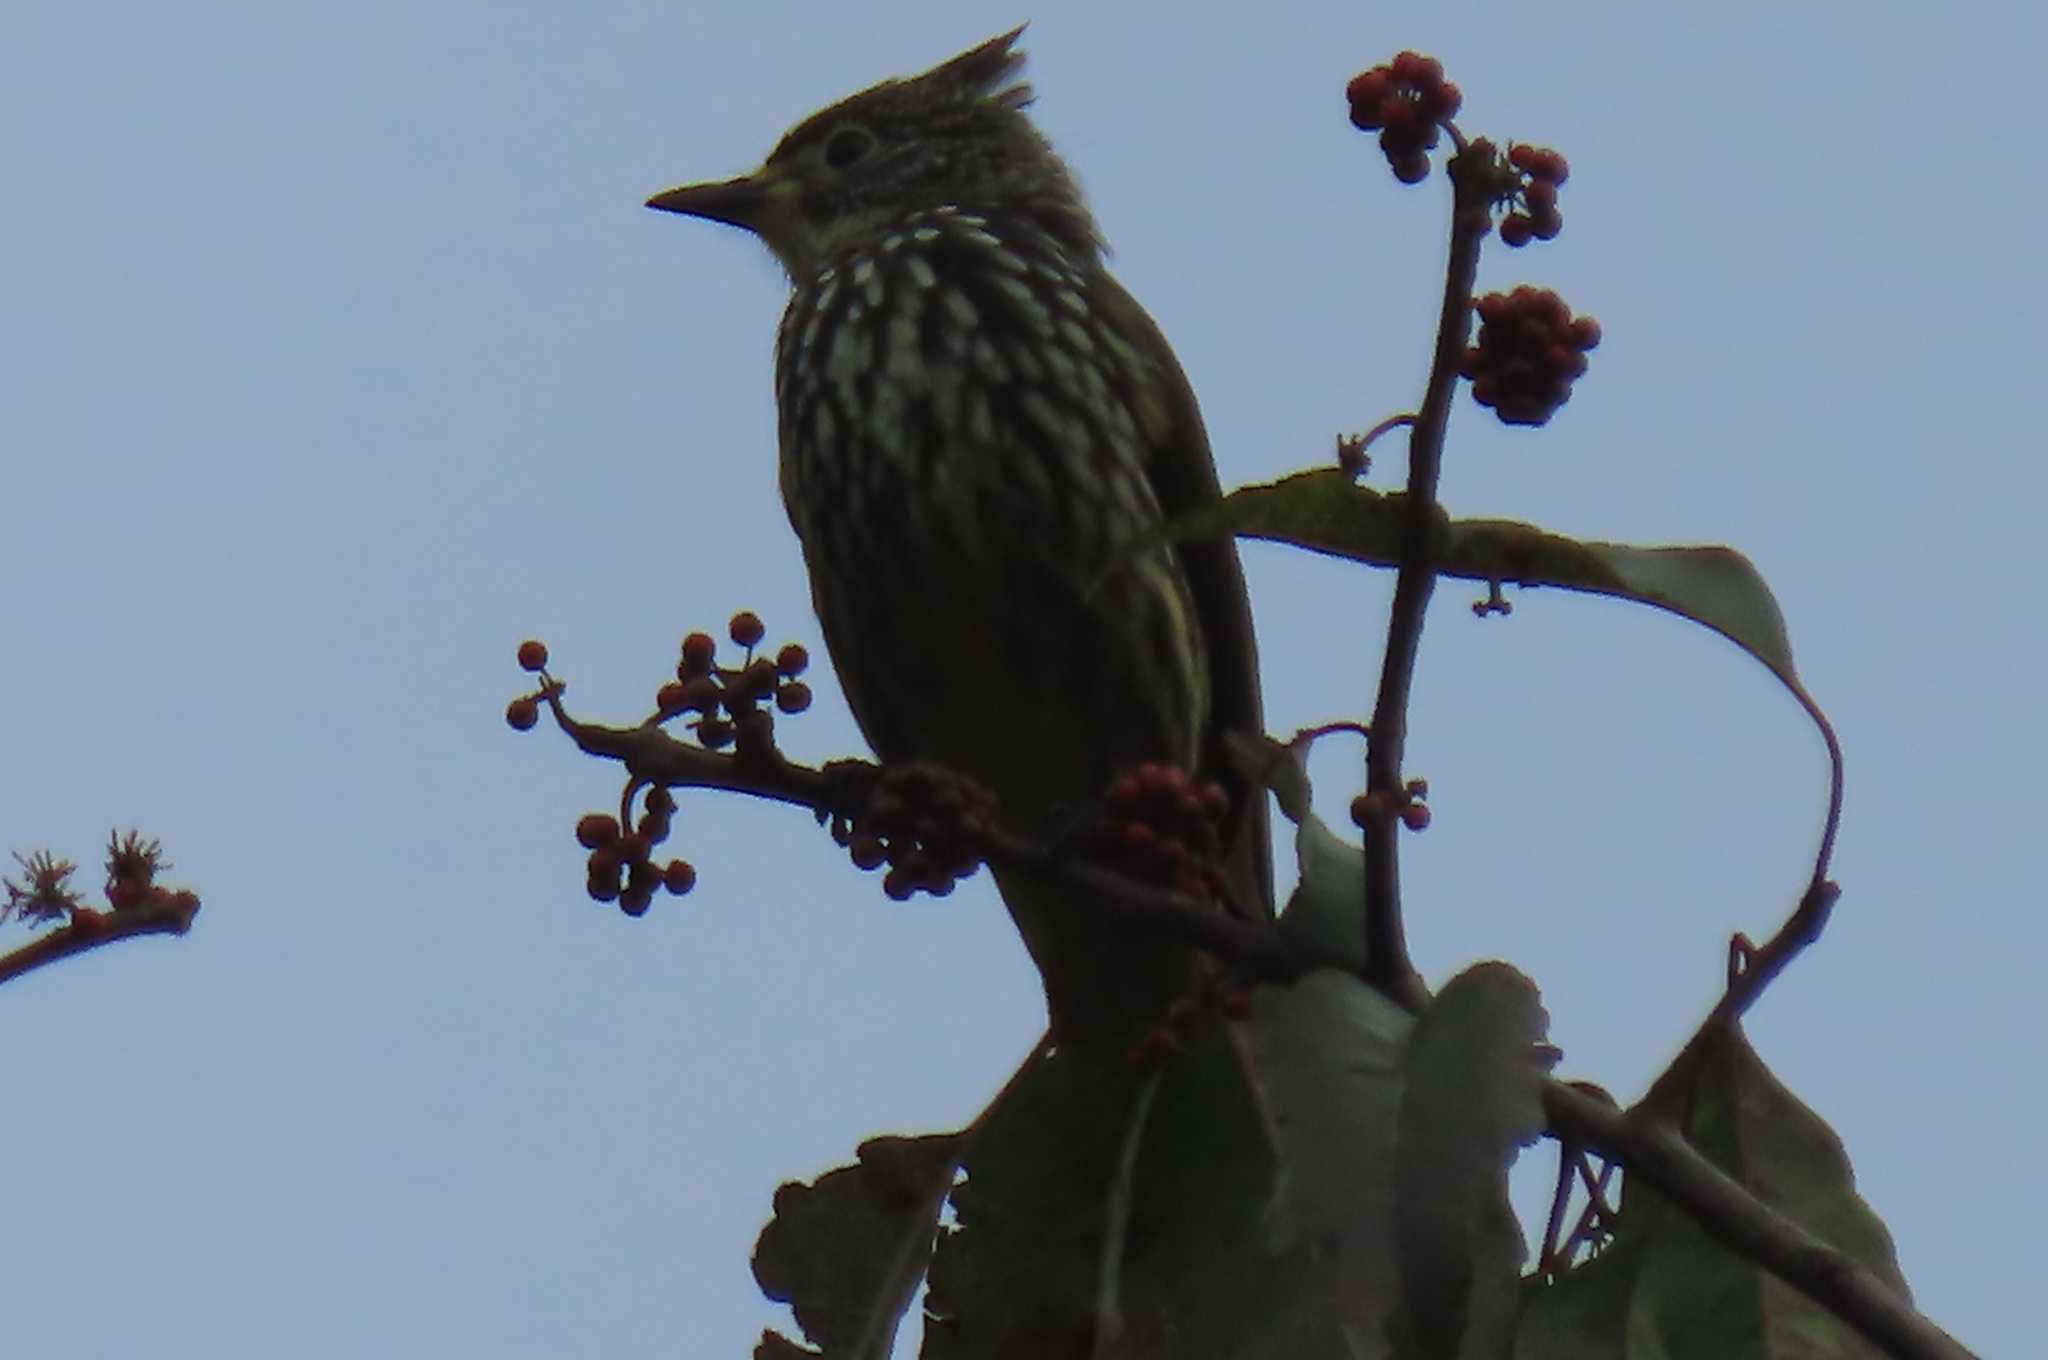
1636,874,1840,1116
0,896,202,988
1359,136,1488,1008
547,690,1958,1358
545,697,1323,982
1542,1083,1975,1360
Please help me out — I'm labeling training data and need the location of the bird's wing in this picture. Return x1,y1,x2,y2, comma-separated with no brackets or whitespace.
1092,270,1275,918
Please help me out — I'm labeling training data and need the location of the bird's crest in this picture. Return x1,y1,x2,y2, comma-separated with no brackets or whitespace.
918,24,1033,110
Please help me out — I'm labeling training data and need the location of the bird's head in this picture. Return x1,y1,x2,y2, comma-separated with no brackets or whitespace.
647,27,1100,277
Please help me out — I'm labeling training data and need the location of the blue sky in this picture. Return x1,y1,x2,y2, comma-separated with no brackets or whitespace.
4,2,2039,1354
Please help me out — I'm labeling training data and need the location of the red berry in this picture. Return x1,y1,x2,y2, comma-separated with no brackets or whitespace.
679,676,719,714
1123,1025,1183,1071
697,718,734,749
575,814,620,849
656,681,690,716
865,793,908,834
505,697,540,731
739,658,780,701
849,833,888,871
662,860,697,895
775,643,809,676
680,632,717,677
776,681,813,714
516,639,549,672
1346,70,1391,128
729,611,766,648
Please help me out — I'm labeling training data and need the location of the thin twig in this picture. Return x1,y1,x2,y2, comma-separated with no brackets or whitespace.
1542,1083,1976,1360
0,896,202,988
1538,1142,1577,1275
1560,1154,1618,1263
544,695,1324,982
1359,144,1490,1009
1646,875,1841,1109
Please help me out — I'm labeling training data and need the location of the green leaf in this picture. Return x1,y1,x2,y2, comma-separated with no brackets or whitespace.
1514,1239,1639,1360
1277,809,1373,977
1637,1025,1908,1358
1246,969,1413,1346
921,1045,1135,1357
1234,964,1555,1360
1171,469,1803,690
1167,470,1845,885
1444,529,1795,690
922,1028,1278,1359
1393,964,1556,1360
751,1132,965,1359
1517,1026,1908,1359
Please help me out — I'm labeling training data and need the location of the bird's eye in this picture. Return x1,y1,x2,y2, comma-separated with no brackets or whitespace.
823,126,874,170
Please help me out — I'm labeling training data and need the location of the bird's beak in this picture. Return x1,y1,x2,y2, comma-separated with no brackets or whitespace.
645,173,775,231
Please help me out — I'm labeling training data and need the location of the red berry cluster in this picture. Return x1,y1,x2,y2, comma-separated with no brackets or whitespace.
1346,52,1463,184
830,762,998,901
1089,763,1233,903
1498,143,1570,247
1462,287,1602,427
1125,1023,1184,1071
1123,982,1259,1071
578,787,697,917
1350,778,1432,833
658,612,813,768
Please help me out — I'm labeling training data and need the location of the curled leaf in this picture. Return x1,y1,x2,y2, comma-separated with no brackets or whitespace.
1159,470,1842,889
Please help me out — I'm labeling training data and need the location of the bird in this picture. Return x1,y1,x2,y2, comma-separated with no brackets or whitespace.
647,27,1268,1044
